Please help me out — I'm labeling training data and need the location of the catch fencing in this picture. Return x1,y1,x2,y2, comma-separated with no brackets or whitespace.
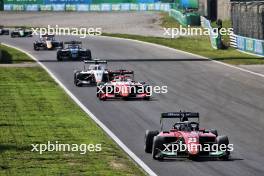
231,1,264,40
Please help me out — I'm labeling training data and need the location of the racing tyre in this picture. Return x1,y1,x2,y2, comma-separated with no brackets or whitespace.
74,72,82,87
145,130,159,153
98,93,106,101
152,136,165,160
57,53,62,61
34,44,39,51
216,135,230,160
209,129,218,137
86,50,92,60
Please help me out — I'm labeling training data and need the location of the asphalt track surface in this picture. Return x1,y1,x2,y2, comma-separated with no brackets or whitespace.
1,35,264,176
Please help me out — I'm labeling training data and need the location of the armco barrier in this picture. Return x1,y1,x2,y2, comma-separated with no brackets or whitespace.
230,34,264,56
169,9,200,26
200,16,221,50
4,2,171,11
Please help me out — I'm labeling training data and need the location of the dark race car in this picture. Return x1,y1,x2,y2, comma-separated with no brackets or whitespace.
57,41,91,61
145,112,231,161
11,27,32,38
33,35,63,51
74,60,109,87
97,70,151,101
0,26,9,35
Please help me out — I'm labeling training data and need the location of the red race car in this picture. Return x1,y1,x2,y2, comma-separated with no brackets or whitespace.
145,112,231,160
97,70,151,101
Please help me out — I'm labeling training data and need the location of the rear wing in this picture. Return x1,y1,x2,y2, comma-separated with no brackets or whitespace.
64,41,82,45
41,34,55,38
160,112,199,131
161,112,199,119
108,70,134,81
109,70,134,75
84,60,107,65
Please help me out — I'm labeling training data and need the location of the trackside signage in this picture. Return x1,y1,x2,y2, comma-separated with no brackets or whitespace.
4,0,43,4
230,34,264,56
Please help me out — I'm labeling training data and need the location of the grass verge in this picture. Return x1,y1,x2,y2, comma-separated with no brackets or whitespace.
0,44,34,64
104,33,264,65
107,12,263,65
0,46,145,175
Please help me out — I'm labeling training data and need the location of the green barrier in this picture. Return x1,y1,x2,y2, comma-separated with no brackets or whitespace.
169,9,200,26
4,0,43,4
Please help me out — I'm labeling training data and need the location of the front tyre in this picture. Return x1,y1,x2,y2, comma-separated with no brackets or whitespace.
216,135,230,160
152,136,165,160
145,130,159,153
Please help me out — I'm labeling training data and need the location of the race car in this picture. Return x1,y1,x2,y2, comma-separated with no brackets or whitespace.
145,112,231,160
10,27,32,38
57,41,91,61
97,70,151,101
33,35,63,51
74,60,109,87
0,26,9,35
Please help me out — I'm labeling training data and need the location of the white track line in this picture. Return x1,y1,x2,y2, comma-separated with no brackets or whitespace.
100,35,264,79
2,43,157,176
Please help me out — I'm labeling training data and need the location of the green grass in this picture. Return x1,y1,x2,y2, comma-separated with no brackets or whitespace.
0,44,34,64
0,48,144,175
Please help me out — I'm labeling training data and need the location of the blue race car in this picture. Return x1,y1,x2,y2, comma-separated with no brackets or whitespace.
57,41,92,61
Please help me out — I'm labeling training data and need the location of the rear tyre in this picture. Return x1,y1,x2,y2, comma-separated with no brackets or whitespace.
209,129,218,137
216,135,230,160
57,52,62,61
34,44,39,51
145,130,159,153
86,50,92,60
74,71,82,87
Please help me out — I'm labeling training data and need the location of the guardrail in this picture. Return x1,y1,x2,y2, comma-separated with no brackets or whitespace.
3,3,171,11
230,33,264,56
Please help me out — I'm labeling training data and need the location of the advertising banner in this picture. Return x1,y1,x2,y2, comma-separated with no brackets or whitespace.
89,4,100,11
45,0,90,4
4,4,12,10
234,35,264,56
139,3,146,10
4,2,172,11
129,3,138,10
111,3,120,11
52,4,65,11
160,3,169,11
40,4,52,10
120,3,129,10
146,3,154,10
100,3,110,11
4,0,43,4
12,4,24,10
65,4,76,10
76,4,88,11
25,4,39,10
